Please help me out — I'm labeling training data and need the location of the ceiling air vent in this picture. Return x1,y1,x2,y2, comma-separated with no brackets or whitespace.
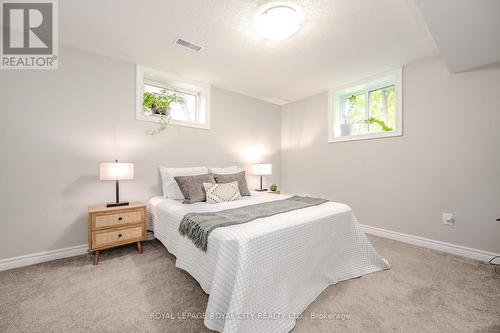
175,38,202,52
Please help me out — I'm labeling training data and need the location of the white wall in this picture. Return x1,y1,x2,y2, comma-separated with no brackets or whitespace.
2,48,499,260
281,57,500,253
0,45,281,259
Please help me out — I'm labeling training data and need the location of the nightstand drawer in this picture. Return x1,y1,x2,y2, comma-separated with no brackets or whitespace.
92,226,144,249
93,210,144,229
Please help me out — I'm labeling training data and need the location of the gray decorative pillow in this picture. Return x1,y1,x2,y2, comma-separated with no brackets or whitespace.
213,171,251,196
174,174,216,204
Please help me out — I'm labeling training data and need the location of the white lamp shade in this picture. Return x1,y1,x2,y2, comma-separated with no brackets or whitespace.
252,163,272,176
100,162,134,181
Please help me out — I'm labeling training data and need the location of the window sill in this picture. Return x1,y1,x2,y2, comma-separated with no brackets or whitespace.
136,113,211,130
328,130,402,143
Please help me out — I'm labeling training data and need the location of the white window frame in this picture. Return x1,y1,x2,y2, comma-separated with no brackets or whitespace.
328,68,402,143
136,65,211,130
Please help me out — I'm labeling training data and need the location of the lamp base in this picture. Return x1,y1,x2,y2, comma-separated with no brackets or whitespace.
106,201,129,208
254,189,268,192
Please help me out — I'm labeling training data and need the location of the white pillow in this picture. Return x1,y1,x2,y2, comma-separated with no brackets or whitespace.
208,166,239,174
203,181,241,204
159,166,208,199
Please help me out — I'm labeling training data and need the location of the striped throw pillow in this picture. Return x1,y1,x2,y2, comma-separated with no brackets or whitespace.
203,181,241,204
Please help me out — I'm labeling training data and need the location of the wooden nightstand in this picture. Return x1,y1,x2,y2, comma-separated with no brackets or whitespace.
268,190,281,194
88,202,146,265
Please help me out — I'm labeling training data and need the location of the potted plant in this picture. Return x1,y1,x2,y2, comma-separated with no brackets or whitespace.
270,183,278,192
143,88,185,134
340,95,357,136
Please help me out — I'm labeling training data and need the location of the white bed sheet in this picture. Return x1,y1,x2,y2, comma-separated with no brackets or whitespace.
148,192,390,333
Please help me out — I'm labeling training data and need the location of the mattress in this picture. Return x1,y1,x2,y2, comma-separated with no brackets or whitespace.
148,192,390,333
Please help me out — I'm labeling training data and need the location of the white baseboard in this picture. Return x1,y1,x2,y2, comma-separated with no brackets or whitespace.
361,224,499,263
1,226,497,271
0,244,88,272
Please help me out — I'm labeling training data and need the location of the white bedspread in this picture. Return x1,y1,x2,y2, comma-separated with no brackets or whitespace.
148,192,390,333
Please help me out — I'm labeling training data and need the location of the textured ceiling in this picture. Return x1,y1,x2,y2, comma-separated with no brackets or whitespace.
60,0,436,105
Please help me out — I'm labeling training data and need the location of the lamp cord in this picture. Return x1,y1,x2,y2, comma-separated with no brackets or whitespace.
490,256,500,274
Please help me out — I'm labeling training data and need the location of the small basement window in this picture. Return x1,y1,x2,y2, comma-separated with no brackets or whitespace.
329,68,402,142
136,65,211,129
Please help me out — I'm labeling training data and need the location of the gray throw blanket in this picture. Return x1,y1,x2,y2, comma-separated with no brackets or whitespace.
179,196,329,251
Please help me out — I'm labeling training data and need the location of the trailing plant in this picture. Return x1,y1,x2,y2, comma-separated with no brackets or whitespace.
364,117,393,132
143,88,185,135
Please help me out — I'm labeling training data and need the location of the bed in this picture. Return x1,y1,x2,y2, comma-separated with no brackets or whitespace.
148,191,390,333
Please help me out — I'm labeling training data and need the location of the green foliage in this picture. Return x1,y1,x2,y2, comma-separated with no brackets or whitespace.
143,88,186,135
269,183,278,191
347,94,357,105
143,89,185,115
341,87,395,135
143,92,158,111
364,117,393,132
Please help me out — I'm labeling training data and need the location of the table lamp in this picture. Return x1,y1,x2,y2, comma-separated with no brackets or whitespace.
252,163,272,191
99,160,134,207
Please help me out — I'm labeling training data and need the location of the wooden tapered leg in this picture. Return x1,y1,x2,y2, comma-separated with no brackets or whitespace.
136,241,142,254
93,250,100,265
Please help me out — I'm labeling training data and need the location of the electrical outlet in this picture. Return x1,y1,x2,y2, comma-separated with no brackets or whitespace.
442,213,455,226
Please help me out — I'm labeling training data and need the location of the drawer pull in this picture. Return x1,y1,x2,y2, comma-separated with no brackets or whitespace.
118,217,123,221
118,234,122,238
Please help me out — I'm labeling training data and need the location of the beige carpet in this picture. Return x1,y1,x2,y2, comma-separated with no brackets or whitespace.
0,236,498,333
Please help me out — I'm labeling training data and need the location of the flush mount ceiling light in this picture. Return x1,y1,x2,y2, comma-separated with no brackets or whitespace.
254,5,303,41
